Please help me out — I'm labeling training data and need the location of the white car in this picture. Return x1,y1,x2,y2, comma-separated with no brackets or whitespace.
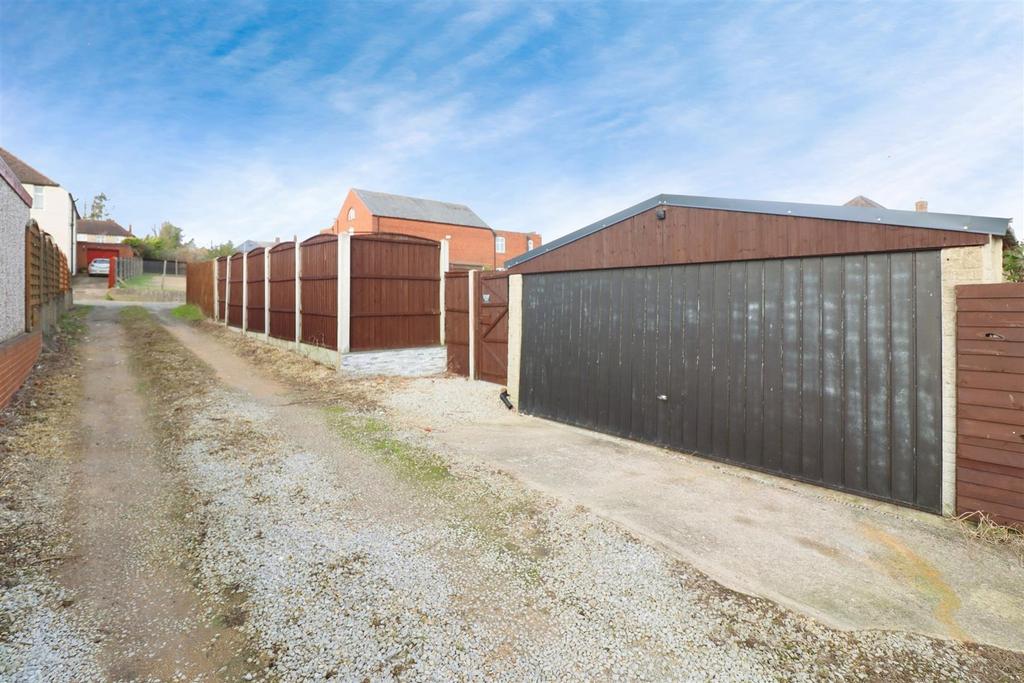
88,258,110,277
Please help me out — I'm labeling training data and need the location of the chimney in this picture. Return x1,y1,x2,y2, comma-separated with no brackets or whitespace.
915,200,928,212
128,224,133,235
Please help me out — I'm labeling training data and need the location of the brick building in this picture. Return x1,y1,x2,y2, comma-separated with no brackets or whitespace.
327,189,540,270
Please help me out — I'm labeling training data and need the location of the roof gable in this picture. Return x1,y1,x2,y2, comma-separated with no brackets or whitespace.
507,193,1011,269
0,147,59,187
78,219,130,237
353,189,489,229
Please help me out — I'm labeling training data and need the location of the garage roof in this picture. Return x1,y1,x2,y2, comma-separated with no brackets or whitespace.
506,194,1012,268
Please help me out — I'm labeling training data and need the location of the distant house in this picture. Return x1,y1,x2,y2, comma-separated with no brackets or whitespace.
0,147,78,272
326,188,541,270
75,219,135,272
77,218,131,244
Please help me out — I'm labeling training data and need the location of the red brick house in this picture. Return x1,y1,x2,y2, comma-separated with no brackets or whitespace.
326,189,540,270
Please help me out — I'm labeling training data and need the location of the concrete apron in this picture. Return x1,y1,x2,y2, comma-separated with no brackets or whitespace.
226,325,445,378
428,410,1024,652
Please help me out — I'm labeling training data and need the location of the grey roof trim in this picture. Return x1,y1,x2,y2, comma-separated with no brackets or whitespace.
354,188,490,229
506,193,1012,268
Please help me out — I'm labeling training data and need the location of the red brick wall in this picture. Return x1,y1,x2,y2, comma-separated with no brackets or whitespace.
496,229,541,267
0,331,42,410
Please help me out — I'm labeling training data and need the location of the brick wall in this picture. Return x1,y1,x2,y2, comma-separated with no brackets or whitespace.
0,331,42,410
497,229,541,267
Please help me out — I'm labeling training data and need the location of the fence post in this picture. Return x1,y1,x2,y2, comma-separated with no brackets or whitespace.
263,248,270,341
224,255,231,326
241,253,249,332
294,235,301,348
337,233,351,365
212,258,219,321
507,274,523,410
469,269,477,380
161,259,167,290
439,238,449,345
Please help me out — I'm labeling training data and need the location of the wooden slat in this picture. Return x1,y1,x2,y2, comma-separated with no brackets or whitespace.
958,370,1024,391
957,327,1024,342
958,418,1024,443
957,387,1024,410
958,355,1024,374
957,340,1024,357
957,311,1024,328
957,483,1024,509
960,435,1024,456
958,456,1024,477
958,404,1024,426
957,283,1024,299
956,495,1024,527
956,298,1024,312
957,466,1024,493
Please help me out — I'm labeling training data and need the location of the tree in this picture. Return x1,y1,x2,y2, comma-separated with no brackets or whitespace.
1004,227,1024,283
88,193,110,220
205,241,236,258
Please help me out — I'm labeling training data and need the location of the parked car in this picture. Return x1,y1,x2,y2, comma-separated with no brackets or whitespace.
88,258,110,277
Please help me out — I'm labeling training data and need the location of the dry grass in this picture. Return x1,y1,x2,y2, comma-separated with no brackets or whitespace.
953,510,1024,564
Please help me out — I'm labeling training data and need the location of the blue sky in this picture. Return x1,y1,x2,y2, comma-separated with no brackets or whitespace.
1,0,1021,247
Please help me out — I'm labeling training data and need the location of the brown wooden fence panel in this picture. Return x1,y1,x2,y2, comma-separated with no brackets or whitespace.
23,222,70,334
246,248,266,333
186,260,215,317
956,282,1024,528
25,223,41,331
227,253,243,328
475,271,508,384
301,234,337,349
351,233,439,351
444,271,469,375
216,256,227,320
269,242,296,341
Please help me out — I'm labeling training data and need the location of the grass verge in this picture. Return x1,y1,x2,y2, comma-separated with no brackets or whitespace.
171,303,204,322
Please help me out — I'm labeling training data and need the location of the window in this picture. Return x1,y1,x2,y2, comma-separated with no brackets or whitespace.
527,239,534,250
495,236,506,253
347,207,356,221
32,186,44,210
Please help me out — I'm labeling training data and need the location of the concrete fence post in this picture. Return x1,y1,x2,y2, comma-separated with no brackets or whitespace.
224,255,231,326
439,238,450,345
212,258,219,321
241,253,249,332
263,247,270,341
294,235,301,348
507,274,523,411
468,269,477,380
337,232,352,364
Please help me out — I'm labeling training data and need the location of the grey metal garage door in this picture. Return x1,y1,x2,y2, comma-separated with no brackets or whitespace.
519,252,943,512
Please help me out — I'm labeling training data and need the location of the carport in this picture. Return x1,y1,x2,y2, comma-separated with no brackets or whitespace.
505,194,1009,513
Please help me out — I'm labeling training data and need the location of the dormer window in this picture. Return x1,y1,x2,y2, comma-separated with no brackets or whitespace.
347,207,356,221
495,236,506,253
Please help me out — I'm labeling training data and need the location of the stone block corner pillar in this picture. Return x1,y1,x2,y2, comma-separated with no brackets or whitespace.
439,238,450,345
336,232,352,366
507,273,523,411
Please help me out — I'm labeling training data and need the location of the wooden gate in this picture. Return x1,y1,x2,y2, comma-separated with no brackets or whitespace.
445,271,469,375
475,271,509,384
268,242,296,341
350,233,440,350
300,234,337,349
216,256,227,321
956,282,1024,528
246,247,265,333
227,253,243,328
186,260,214,317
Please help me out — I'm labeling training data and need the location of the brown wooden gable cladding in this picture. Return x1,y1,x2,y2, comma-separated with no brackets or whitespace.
510,205,989,274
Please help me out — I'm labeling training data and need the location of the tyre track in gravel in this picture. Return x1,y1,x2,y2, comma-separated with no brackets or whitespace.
58,305,250,680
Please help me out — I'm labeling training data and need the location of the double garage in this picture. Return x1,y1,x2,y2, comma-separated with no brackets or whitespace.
506,195,1009,514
